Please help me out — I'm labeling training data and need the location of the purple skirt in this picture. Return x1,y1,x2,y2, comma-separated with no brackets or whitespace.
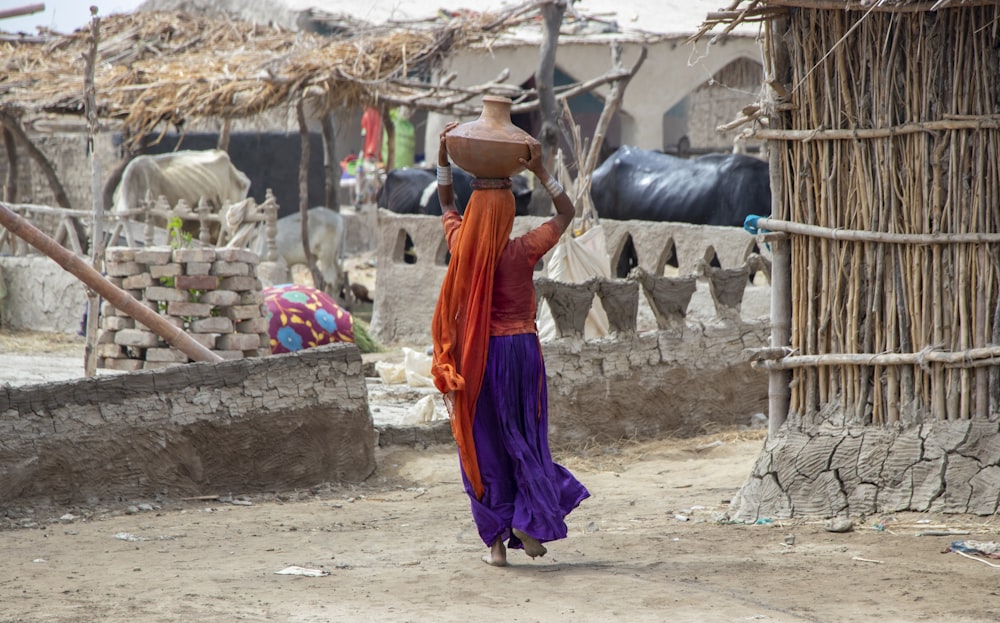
461,333,590,548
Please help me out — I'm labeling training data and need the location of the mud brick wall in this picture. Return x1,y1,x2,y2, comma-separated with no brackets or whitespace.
0,343,375,506
100,246,271,370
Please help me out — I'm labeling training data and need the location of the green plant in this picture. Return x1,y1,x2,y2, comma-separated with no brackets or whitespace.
167,216,193,249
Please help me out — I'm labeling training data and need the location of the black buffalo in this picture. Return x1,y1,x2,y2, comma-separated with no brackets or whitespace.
377,166,534,216
590,146,771,227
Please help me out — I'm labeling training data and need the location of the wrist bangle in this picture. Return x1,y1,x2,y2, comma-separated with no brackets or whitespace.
543,176,564,197
437,165,453,186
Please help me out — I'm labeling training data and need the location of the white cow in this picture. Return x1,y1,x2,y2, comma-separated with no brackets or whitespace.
113,150,251,234
263,207,348,303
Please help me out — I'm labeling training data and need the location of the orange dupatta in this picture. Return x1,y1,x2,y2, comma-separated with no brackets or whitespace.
431,187,515,500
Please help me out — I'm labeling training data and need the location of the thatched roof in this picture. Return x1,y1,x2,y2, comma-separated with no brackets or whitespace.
0,4,543,139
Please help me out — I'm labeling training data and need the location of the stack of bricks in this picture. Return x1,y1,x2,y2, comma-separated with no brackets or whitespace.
99,246,272,371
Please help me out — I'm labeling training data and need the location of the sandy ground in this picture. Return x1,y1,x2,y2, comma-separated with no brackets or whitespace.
2,333,1000,623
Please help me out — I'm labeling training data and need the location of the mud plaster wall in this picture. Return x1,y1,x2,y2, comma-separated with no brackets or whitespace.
544,325,770,446
370,210,771,444
730,416,1000,520
0,255,88,333
0,343,375,507
369,210,765,347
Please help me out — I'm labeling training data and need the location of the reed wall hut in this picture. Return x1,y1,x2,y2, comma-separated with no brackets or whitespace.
698,1,1000,520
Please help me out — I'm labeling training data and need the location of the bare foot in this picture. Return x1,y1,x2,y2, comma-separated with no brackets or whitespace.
512,528,547,559
482,538,507,567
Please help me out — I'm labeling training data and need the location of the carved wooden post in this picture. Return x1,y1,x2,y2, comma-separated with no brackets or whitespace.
264,189,278,262
197,197,212,245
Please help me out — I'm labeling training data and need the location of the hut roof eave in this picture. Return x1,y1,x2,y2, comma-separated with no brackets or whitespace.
0,6,547,134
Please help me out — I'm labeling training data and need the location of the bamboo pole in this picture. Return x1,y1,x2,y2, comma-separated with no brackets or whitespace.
754,345,1000,370
755,217,1000,245
0,202,223,364
748,117,1000,141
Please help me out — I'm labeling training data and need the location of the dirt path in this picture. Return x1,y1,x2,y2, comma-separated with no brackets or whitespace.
1,432,998,623
2,332,999,622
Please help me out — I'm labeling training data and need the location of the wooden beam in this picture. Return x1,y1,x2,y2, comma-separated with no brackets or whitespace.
0,3,44,21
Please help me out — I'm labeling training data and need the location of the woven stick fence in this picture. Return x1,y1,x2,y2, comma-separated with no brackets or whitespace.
700,2,1000,426
761,4,1000,425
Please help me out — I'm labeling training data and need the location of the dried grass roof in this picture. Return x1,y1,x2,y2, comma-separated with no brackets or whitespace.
0,5,541,138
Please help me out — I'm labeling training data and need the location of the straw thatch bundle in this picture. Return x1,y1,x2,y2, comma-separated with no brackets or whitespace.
0,6,539,141
697,1,1000,425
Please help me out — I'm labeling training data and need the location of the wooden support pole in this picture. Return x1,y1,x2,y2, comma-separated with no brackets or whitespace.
83,8,102,377
769,236,792,437
296,98,324,292
380,106,395,171
3,127,16,202
218,118,231,152
320,112,339,211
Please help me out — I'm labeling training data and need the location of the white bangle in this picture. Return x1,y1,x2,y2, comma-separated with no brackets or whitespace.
543,176,564,197
437,165,453,186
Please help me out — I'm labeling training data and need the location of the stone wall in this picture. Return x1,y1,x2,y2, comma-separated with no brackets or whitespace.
0,343,375,507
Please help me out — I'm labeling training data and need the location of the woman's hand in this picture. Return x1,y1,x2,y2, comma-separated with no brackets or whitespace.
438,121,460,166
518,138,548,181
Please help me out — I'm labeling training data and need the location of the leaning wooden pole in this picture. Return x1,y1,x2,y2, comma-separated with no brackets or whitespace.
0,202,223,364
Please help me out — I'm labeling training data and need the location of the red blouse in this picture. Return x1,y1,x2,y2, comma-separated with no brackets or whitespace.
442,211,562,336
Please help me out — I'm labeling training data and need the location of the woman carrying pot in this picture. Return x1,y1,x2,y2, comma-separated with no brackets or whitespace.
431,106,590,567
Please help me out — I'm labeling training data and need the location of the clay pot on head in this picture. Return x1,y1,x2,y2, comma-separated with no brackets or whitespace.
445,95,539,179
